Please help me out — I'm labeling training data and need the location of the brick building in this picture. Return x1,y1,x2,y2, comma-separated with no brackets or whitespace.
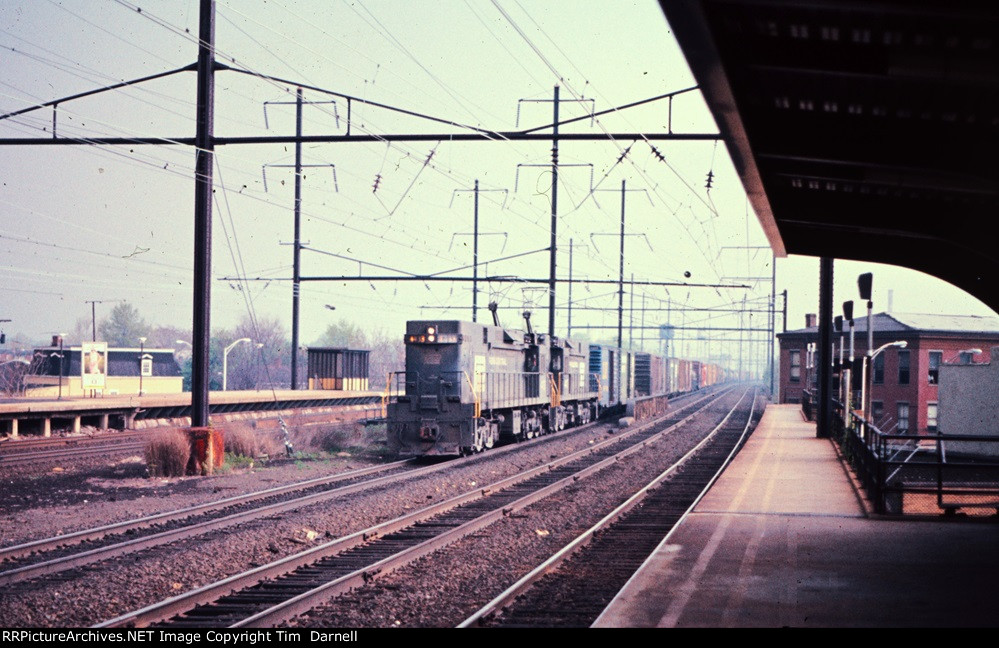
777,313,999,435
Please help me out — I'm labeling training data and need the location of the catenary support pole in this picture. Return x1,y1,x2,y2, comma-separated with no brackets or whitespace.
191,0,216,428
817,257,834,438
291,87,303,389
548,86,559,338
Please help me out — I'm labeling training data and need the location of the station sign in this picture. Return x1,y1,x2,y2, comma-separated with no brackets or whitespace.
81,342,108,390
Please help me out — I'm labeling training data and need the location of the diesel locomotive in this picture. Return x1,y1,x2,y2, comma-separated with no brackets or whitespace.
385,308,724,457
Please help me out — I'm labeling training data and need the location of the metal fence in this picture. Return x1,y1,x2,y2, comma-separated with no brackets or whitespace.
829,409,999,516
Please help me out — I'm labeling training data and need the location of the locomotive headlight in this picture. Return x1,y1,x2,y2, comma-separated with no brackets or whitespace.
428,335,436,342
427,326,437,335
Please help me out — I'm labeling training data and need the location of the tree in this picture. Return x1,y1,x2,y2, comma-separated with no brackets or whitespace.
315,319,367,348
98,302,149,347
311,320,403,390
68,317,93,345
226,315,290,391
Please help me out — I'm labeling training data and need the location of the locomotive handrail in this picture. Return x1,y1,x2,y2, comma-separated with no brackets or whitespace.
381,372,391,417
549,373,561,408
462,371,481,419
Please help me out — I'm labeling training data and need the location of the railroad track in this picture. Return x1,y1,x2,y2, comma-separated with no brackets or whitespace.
0,432,147,452
0,439,148,468
0,388,719,587
460,387,760,628
96,386,738,628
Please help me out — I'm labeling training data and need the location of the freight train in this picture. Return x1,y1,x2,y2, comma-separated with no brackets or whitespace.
386,309,724,457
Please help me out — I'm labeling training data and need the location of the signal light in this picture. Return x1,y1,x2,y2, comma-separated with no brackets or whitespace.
858,273,873,301
842,300,854,322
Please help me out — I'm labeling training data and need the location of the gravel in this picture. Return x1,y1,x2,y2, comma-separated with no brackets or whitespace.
289,392,748,628
0,401,689,627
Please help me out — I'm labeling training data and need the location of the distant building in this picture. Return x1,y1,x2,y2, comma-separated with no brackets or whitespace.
777,312,999,435
26,345,183,397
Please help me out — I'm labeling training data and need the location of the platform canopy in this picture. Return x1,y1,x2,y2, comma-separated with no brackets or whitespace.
661,0,999,311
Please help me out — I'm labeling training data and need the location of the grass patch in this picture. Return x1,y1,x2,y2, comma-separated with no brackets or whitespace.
223,424,258,458
219,452,257,473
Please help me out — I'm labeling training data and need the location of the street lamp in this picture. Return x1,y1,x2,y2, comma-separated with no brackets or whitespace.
56,333,66,400
138,336,147,396
223,338,251,391
946,348,982,365
862,340,907,432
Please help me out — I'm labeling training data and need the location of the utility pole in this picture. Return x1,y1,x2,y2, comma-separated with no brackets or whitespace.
449,182,508,323
262,91,338,389
191,0,215,428
629,272,635,349
473,179,479,322
618,180,626,349
291,87,303,389
564,239,589,339
548,85,559,338
782,289,788,332
589,181,653,349
568,237,573,337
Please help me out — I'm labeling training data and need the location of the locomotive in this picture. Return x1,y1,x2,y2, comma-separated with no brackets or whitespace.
385,306,725,457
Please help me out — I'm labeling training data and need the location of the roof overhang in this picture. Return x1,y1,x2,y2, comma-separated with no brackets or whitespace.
661,0,999,311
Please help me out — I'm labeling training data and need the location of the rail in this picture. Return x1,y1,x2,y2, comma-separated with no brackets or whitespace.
459,386,757,628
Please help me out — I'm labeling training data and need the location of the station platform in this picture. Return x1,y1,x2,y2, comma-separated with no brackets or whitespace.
0,390,382,438
594,404,999,628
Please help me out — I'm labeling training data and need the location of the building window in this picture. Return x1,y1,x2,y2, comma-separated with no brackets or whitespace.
789,349,801,382
871,400,884,427
872,353,884,384
927,402,938,431
928,351,942,385
959,351,974,365
141,358,153,377
897,402,910,434
898,350,910,385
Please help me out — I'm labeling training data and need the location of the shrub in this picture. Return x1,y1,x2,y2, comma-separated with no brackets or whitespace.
224,424,257,458
145,429,191,477
314,425,355,453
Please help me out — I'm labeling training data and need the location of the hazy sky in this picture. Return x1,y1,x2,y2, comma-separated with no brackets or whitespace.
1,1,994,372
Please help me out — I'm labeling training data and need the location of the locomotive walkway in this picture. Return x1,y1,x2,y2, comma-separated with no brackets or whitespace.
594,404,999,627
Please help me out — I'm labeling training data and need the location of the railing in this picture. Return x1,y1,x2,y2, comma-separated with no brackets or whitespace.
801,389,815,421
834,411,999,515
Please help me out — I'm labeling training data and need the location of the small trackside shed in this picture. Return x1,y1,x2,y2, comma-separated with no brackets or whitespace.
306,347,370,391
